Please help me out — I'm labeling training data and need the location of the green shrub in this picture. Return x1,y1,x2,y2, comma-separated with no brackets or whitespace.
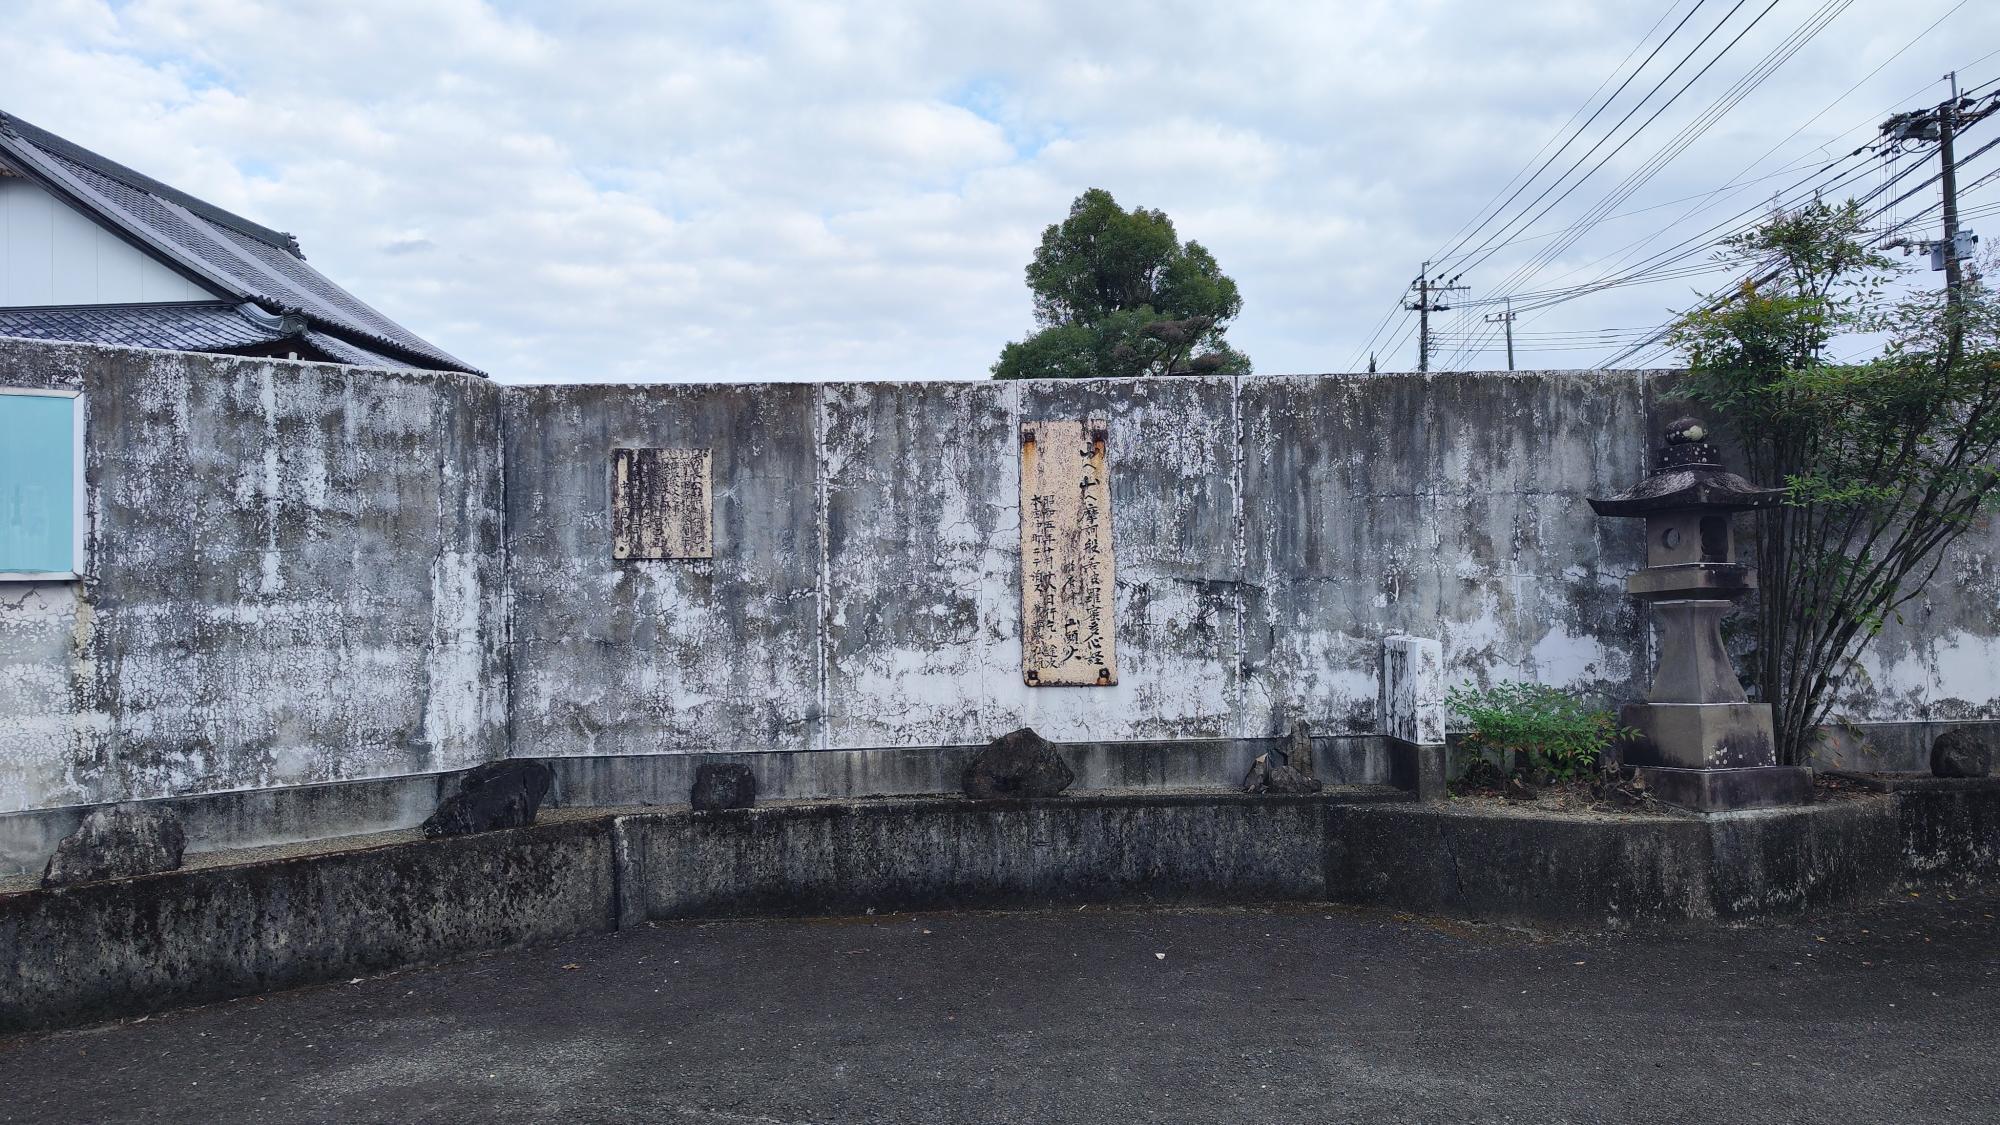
1445,681,1629,781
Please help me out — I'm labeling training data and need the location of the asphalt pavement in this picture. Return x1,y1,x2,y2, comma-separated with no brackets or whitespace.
4,885,1998,1124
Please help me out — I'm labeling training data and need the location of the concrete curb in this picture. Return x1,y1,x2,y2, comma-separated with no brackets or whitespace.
3,785,1997,1034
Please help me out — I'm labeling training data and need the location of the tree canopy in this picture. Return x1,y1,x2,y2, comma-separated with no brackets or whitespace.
1670,200,2000,763
992,189,1249,379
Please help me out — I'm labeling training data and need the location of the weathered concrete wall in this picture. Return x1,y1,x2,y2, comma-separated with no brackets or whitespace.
504,383,824,758
1239,372,1655,731
0,338,506,818
4,337,1997,851
507,372,1673,760
1838,525,2000,723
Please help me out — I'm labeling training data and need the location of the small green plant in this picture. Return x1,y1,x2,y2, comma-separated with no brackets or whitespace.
1445,681,1630,781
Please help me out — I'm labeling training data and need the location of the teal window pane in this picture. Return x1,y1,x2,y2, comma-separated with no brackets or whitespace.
0,393,78,575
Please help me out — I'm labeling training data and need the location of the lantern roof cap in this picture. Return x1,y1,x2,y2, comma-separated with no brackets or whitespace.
1589,417,1787,517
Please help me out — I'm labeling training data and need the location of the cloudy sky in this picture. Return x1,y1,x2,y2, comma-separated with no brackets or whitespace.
6,0,1998,382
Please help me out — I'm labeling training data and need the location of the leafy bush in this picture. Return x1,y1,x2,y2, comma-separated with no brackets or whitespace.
1445,681,1629,781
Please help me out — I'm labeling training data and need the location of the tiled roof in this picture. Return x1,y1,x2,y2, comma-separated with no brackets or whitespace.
0,301,421,370
0,111,480,376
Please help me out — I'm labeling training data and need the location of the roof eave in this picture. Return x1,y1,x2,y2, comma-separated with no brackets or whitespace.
0,127,251,305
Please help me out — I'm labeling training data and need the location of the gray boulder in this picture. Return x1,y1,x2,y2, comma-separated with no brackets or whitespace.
423,759,554,838
963,728,1074,800
1931,728,1994,779
42,803,186,888
1242,726,1323,794
692,763,757,811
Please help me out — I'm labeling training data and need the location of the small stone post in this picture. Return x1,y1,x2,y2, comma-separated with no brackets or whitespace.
1381,636,1447,802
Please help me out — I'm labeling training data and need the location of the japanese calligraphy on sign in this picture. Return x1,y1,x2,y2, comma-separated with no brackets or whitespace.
1020,418,1116,686
611,448,713,560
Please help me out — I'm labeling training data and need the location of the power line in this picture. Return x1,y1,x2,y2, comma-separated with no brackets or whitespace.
1438,0,1851,366
1439,0,1778,280
1427,0,1722,271
1601,114,2000,368
1344,0,1719,370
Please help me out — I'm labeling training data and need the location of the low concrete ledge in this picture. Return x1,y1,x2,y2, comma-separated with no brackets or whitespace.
0,816,618,1034
0,736,1394,879
0,770,472,880
614,789,1403,923
5,783,1997,1034
1324,792,2000,926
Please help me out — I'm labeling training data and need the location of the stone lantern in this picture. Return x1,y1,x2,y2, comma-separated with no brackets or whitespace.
1589,418,1812,812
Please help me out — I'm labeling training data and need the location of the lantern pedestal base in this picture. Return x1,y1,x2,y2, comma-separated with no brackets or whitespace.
1621,702,1778,770
1629,764,1813,814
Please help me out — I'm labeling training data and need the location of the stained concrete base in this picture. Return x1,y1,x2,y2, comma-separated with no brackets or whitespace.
1327,796,1906,925
1631,764,1813,813
1387,740,1447,802
1621,701,1778,770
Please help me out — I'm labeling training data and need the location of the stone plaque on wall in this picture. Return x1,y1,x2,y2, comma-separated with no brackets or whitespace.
612,448,712,560
1020,418,1116,686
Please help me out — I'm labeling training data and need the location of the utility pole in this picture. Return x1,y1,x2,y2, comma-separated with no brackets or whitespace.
1404,262,1469,372
1940,72,1965,305
1880,73,1997,317
1484,298,1517,371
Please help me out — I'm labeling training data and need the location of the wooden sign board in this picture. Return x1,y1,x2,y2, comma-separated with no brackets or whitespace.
1020,418,1116,686
612,448,713,560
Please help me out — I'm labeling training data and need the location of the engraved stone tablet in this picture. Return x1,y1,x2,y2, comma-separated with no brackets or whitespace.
1020,418,1116,686
612,448,712,560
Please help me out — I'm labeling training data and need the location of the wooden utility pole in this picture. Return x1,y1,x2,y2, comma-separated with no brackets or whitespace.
1940,72,1965,307
1484,299,1517,371
1405,263,1469,372
1881,74,1998,325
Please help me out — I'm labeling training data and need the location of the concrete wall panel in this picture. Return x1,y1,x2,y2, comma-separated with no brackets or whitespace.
504,383,822,758
0,338,505,813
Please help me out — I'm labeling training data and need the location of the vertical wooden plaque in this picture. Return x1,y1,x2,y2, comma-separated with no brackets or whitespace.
1020,418,1116,686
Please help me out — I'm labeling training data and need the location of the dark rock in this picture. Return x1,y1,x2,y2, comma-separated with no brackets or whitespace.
1931,728,1994,779
42,803,186,888
1504,777,1538,802
962,728,1074,800
692,763,758,811
423,759,554,838
1286,721,1318,780
1242,744,1324,795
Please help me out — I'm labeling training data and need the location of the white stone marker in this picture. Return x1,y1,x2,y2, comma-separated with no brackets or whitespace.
1379,635,1445,746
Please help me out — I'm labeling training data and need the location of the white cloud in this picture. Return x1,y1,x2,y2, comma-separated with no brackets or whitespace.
2,0,1996,381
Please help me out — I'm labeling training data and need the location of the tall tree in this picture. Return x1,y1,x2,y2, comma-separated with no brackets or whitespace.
993,189,1250,379
1671,200,2000,764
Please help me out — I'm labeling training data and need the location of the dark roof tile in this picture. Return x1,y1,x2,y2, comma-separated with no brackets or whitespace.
0,111,480,376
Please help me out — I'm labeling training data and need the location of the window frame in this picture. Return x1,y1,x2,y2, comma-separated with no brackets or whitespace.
0,386,86,582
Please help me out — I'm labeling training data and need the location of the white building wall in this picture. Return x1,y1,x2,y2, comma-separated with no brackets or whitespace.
0,178,214,306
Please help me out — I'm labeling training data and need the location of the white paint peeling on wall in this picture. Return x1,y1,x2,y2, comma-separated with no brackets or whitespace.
422,549,496,769
0,583,112,813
